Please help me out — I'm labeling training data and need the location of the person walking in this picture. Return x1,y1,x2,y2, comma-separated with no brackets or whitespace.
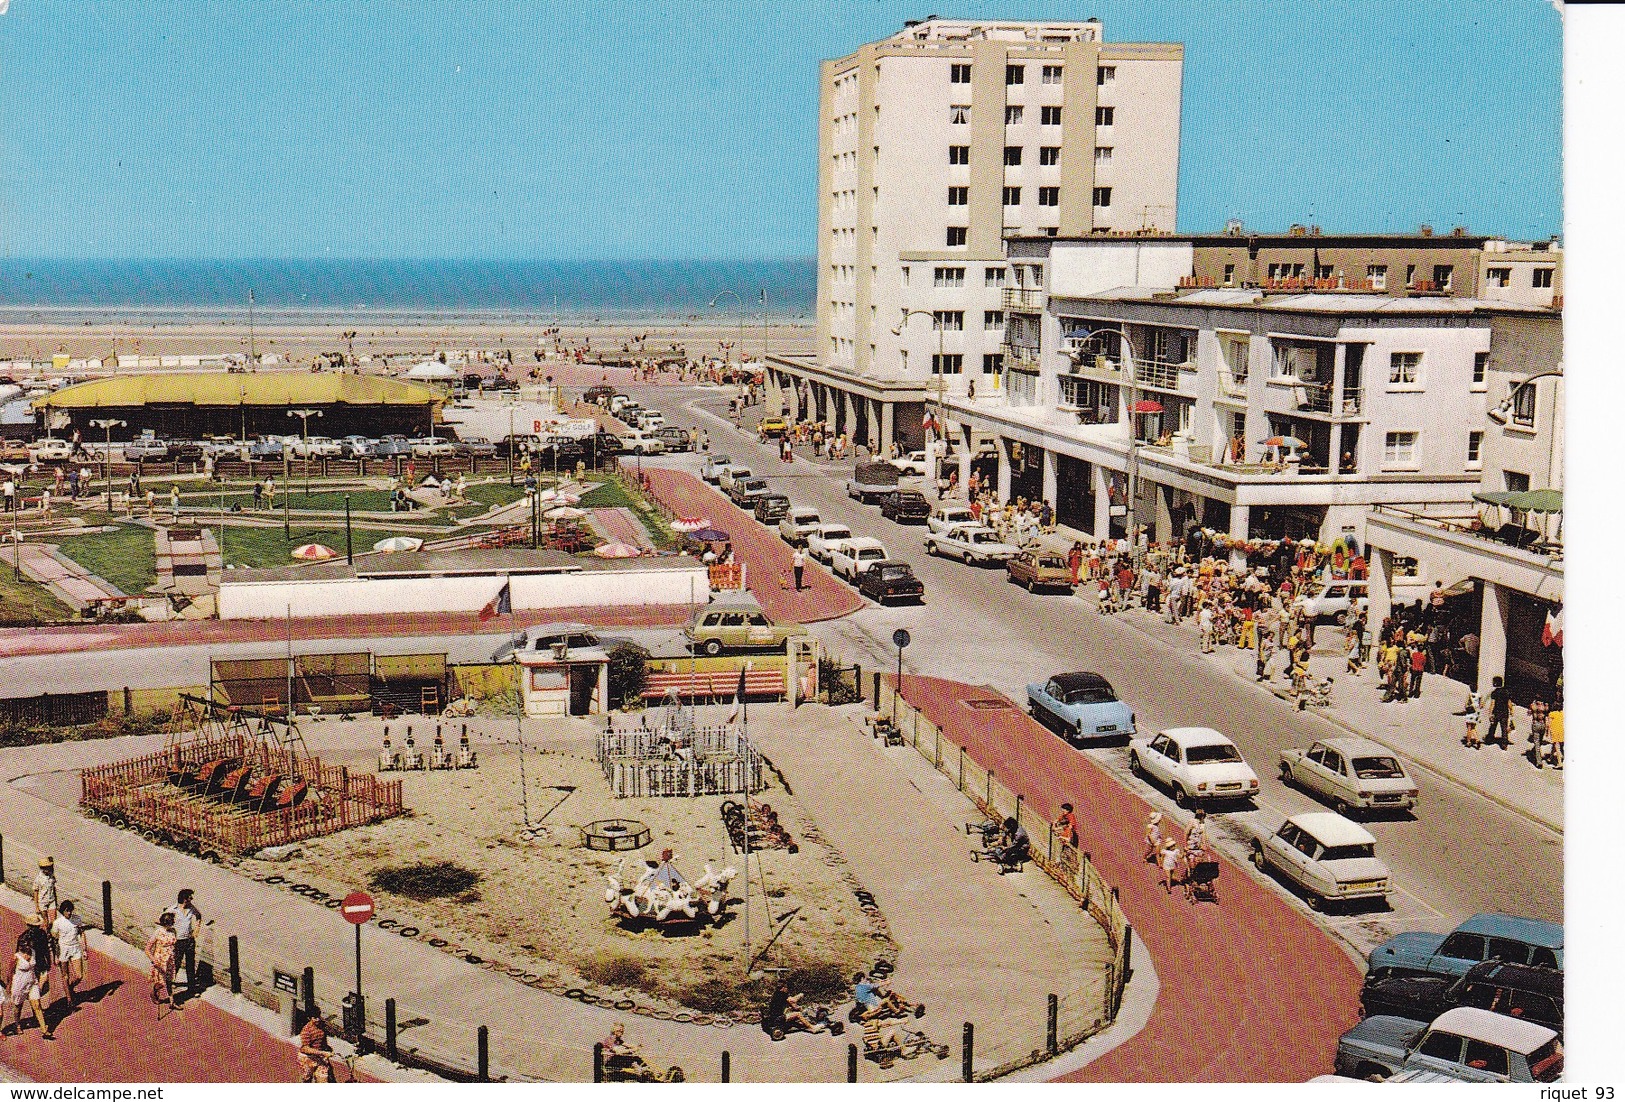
252,481,264,510
145,911,178,1010
143,488,156,518
1,933,51,1039
1526,697,1550,768
51,900,87,1011
167,889,203,1003
1158,837,1182,894
1142,811,1164,864
1546,696,1563,768
1483,676,1513,748
1053,802,1080,850
1461,689,1483,748
792,547,806,592
1067,542,1084,588
1407,640,1427,701
169,485,181,522
32,858,58,931
1198,603,1216,653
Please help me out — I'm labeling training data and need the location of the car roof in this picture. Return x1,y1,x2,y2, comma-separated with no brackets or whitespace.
816,523,851,533
790,508,820,517
1461,960,1564,996
845,537,886,549
874,559,912,569
1050,672,1113,694
1427,1007,1557,1052
1287,811,1377,847
1161,726,1231,747
1315,736,1397,757
1457,914,1564,948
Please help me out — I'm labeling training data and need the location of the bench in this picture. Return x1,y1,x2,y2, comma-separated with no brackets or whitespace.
641,669,786,703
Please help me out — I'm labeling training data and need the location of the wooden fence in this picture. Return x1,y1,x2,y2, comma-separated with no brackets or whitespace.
0,690,109,731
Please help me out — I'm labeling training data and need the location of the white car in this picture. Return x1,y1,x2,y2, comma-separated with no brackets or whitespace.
717,465,753,493
409,437,455,457
634,411,666,431
927,504,977,535
805,523,853,564
1128,726,1260,807
1278,737,1420,816
778,507,822,545
831,537,889,583
1296,580,1369,624
26,438,74,462
894,450,931,477
1250,811,1393,911
701,454,733,483
620,430,666,456
925,523,1022,565
291,435,343,458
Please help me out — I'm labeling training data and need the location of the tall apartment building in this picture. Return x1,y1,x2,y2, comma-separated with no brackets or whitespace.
786,18,1183,455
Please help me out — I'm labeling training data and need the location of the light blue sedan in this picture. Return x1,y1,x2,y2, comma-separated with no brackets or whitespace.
1026,672,1136,744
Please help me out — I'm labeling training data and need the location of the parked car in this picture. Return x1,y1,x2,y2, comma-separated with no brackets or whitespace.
1361,960,1563,1035
878,489,931,523
0,439,32,462
484,376,520,391
456,437,498,458
124,438,172,463
634,410,666,431
718,465,754,494
753,493,791,524
778,507,822,545
409,437,455,458
701,454,734,483
728,476,770,506
340,435,376,458
201,437,245,460
1006,550,1075,593
497,434,538,458
831,537,889,582
461,372,485,391
1366,914,1563,982
925,523,1020,565
584,385,616,406
1128,727,1260,807
654,427,692,452
166,440,205,463
247,437,285,460
756,416,790,439
857,560,924,605
893,450,933,477
374,437,414,458
927,503,977,535
685,606,806,655
846,461,901,504
1297,580,1369,624
1026,672,1136,743
1248,811,1392,911
589,432,625,457
806,523,853,564
1334,1007,1562,1083
290,435,342,458
1278,737,1419,816
26,438,74,462
620,430,666,456
609,394,638,415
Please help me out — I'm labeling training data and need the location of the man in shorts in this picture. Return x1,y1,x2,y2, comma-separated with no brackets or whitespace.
51,900,88,1010
32,858,58,932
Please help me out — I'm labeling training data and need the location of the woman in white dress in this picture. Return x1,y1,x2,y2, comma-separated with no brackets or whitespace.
1,938,53,1039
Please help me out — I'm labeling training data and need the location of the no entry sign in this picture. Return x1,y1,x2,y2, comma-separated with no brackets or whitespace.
341,891,375,925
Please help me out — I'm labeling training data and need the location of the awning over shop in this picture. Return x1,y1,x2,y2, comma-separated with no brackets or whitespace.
1502,488,1563,514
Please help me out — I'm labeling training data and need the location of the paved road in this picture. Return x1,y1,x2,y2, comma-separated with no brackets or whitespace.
648,385,1562,955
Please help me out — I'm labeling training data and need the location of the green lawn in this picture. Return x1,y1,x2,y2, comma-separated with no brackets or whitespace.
0,573,76,624
217,525,358,569
578,477,676,549
56,524,159,595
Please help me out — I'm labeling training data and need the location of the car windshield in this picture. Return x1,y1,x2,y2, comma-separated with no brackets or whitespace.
969,531,1000,544
823,528,851,541
1038,557,1067,569
1318,842,1375,861
880,566,911,579
858,549,884,560
1528,1040,1563,1082
1353,755,1406,779
1184,744,1242,765
1064,687,1117,705
712,456,731,466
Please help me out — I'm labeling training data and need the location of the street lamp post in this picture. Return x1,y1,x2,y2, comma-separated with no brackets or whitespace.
287,408,323,497
892,309,946,474
1069,328,1145,564
708,289,751,395
89,419,126,512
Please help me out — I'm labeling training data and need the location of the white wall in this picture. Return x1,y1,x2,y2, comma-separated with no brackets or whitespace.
219,566,710,620
1048,240,1194,297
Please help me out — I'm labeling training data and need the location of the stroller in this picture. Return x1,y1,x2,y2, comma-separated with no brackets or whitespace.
1184,857,1220,904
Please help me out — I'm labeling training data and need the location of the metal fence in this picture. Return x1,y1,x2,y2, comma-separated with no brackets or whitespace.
596,724,763,798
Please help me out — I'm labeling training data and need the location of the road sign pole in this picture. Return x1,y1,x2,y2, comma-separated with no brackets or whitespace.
341,890,375,1049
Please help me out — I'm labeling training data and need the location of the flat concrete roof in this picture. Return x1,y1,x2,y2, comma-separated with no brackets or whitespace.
34,371,443,411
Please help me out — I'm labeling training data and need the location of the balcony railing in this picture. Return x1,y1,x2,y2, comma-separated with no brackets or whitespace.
1133,357,1189,391
1002,287,1047,313
1066,352,1123,379
1218,372,1248,398
1292,383,1364,416
1370,504,1563,560
1004,344,1041,372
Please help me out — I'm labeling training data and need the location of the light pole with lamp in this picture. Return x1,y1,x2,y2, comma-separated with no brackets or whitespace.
286,408,323,497
89,419,125,512
1067,327,1146,565
708,290,750,408
892,308,946,475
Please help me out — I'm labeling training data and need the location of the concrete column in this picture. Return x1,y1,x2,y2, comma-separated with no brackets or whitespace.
1041,448,1058,511
876,399,893,457
1092,463,1111,540
1367,545,1394,626
958,448,972,499
1227,503,1251,572
1477,581,1510,698
996,440,1013,501
843,391,857,438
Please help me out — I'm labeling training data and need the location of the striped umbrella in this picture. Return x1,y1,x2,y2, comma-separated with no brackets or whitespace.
670,516,711,533
593,542,643,558
290,543,337,561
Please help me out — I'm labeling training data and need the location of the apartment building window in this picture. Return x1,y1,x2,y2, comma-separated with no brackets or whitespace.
1042,64,1063,84
1473,351,1489,387
984,310,1004,330
1315,264,1333,281
1511,383,1537,427
985,267,1006,287
951,63,972,83
949,145,970,165
946,227,968,246
1433,265,1454,291
1041,146,1061,166
1093,147,1112,167
1382,431,1418,468
1039,186,1060,206
932,354,965,375
1389,351,1422,387
1095,106,1114,126
1533,268,1554,288
1041,105,1063,125
1005,105,1024,125
949,105,970,125
1504,470,1530,493
1268,262,1305,281
1486,266,1511,288
1006,64,1025,85
1004,146,1023,167
1045,227,1060,237
900,266,910,288
1367,264,1387,291
1092,186,1112,208
933,266,965,288
1467,431,1483,468
1003,186,1022,206
947,186,968,206
1097,65,1116,85
932,310,964,331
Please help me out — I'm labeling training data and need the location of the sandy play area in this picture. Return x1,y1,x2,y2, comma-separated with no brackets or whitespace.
239,714,886,1016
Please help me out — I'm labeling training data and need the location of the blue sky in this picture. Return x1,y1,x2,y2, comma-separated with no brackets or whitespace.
0,1,1562,260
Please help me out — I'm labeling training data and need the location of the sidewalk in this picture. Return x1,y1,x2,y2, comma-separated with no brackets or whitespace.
1,544,126,609
641,467,865,624
896,675,1364,1082
1087,595,1563,832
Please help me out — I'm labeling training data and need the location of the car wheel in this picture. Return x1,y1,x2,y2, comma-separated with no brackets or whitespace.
1333,610,1349,626
1250,842,1265,869
1306,893,1324,913
1026,578,1036,593
1334,798,1355,818
1128,753,1144,779
1173,785,1193,809
962,551,974,566
703,640,723,657
1278,762,1294,786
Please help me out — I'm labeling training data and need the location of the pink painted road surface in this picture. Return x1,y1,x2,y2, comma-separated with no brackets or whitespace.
0,905,321,1082
896,675,1364,1083
641,467,865,624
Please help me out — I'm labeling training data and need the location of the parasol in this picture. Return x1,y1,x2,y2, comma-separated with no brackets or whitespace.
593,542,643,559
1259,436,1308,449
1129,399,1164,414
1502,488,1562,514
291,543,337,561
690,527,730,543
670,516,712,533
372,536,424,553
545,505,587,520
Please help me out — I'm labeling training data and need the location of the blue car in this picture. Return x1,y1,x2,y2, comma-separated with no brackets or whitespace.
1026,672,1136,743
1367,914,1563,981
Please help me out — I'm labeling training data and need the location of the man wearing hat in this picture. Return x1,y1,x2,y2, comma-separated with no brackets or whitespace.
32,858,58,932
